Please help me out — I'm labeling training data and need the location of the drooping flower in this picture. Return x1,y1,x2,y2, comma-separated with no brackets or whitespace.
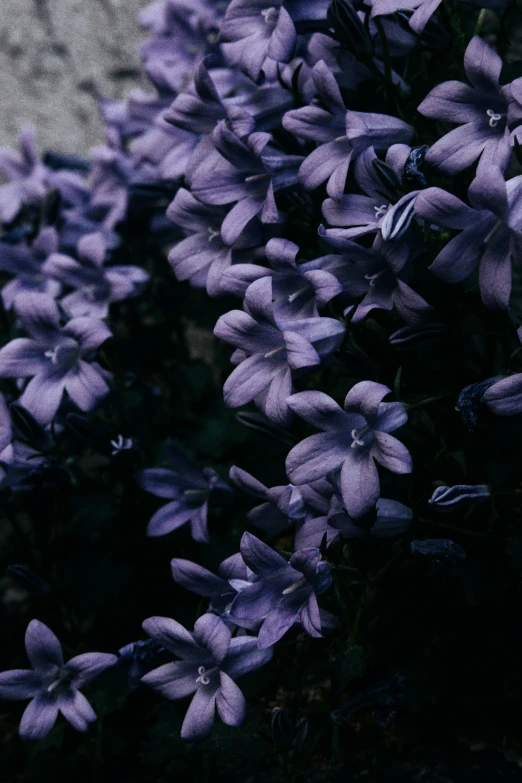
229,532,332,647
482,373,522,416
286,383,412,519
0,620,116,740
141,613,272,741
0,292,112,424
428,484,490,511
369,0,508,35
229,464,333,533
136,438,230,542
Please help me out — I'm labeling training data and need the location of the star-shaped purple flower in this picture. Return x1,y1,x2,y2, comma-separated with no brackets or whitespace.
0,292,112,424
0,620,116,740
136,438,230,542
286,383,412,519
229,532,332,648
141,613,272,741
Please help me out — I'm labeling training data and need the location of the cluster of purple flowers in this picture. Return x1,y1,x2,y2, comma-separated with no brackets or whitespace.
3,0,522,750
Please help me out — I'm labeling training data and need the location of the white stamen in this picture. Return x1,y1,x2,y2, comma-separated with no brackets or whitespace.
264,346,285,359
486,109,502,128
374,204,389,219
261,6,278,24
350,428,365,448
196,665,210,685
288,286,309,303
364,271,384,288
110,435,133,455
44,347,59,364
208,228,220,243
282,576,307,595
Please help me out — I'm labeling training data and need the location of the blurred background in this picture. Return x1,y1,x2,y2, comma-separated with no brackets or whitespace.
0,0,149,154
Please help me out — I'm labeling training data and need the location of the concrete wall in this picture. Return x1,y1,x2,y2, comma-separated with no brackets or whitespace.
0,0,150,155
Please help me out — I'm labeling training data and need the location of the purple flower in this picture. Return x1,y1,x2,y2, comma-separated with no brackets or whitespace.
141,613,272,741
188,122,303,244
317,235,432,327
286,383,412,519
428,484,490,511
320,144,413,242
0,620,116,740
42,232,149,319
0,293,112,425
482,374,522,416
0,227,61,309
219,0,297,81
171,554,261,628
222,237,342,319
418,37,519,175
0,128,48,223
136,438,230,542
166,187,262,297
164,57,255,138
298,496,412,547
230,464,332,533
214,277,345,426
415,165,522,309
283,65,413,198
0,127,88,225
229,532,332,647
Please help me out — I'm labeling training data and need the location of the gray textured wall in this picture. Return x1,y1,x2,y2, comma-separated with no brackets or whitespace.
0,0,150,155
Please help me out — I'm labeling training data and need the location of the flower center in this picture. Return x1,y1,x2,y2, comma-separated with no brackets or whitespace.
110,435,133,455
208,228,220,243
374,204,389,220
46,668,73,695
364,270,385,288
264,345,285,359
44,340,80,371
282,576,307,595
486,109,502,128
350,425,371,448
84,284,98,302
195,665,210,686
44,347,59,364
261,6,278,24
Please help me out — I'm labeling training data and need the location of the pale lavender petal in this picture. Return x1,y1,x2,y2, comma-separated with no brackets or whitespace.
340,451,380,519
194,615,231,663
286,432,346,485
141,661,199,699
58,689,96,732
0,670,42,700
64,361,110,412
19,694,59,741
136,468,179,499
25,620,63,671
65,652,117,687
373,432,413,474
142,616,200,659
181,684,219,741
216,672,246,726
